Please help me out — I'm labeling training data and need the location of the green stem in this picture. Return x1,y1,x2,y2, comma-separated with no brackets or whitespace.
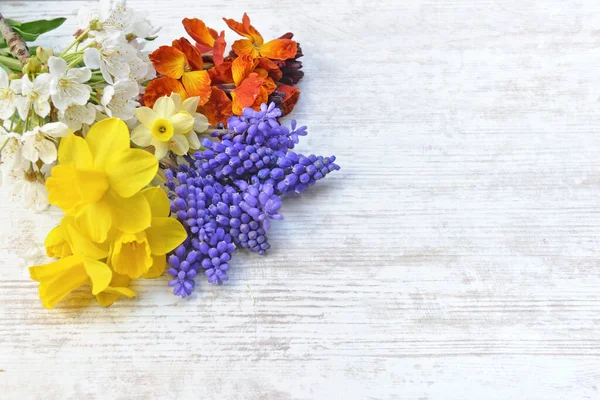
0,55,21,71
59,28,91,57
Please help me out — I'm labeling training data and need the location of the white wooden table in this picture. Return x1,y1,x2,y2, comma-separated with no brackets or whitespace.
2,1,600,398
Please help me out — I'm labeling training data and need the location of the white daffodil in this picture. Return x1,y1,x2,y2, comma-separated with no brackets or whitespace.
131,95,195,159
48,56,92,112
58,103,97,131
0,69,19,119
170,93,210,150
99,79,139,120
12,73,52,119
84,32,147,84
21,122,70,164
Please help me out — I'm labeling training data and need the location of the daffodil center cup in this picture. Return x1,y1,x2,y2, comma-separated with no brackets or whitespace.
151,118,174,142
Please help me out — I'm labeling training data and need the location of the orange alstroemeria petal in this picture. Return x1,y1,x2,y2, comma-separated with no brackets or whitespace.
182,18,216,47
223,13,263,45
143,77,187,108
172,38,203,71
213,31,226,66
231,39,259,58
149,46,187,79
197,87,233,126
208,61,233,84
182,70,212,105
256,57,283,82
277,84,300,116
232,54,258,86
231,73,264,115
259,39,297,60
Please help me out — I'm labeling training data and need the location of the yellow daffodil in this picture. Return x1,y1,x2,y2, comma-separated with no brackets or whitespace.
131,95,195,159
96,272,136,307
46,118,158,243
30,217,112,309
109,187,187,279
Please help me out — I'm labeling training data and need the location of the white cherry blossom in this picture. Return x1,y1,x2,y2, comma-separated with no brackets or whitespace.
58,103,97,131
48,56,92,112
78,0,160,38
84,32,147,84
0,69,19,119
21,122,70,164
99,79,139,120
13,73,52,119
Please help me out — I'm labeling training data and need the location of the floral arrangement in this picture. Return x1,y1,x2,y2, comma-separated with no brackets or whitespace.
0,1,339,309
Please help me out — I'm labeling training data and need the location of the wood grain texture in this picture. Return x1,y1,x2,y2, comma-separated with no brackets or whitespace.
2,0,600,399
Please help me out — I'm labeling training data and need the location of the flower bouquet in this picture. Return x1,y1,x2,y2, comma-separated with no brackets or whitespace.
0,0,339,309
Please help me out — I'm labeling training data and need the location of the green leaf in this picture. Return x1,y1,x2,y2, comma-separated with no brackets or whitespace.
0,63,11,74
10,26,39,42
18,18,66,35
5,19,21,27
145,35,159,41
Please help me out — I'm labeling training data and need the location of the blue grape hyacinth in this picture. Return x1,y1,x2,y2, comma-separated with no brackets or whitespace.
163,103,339,297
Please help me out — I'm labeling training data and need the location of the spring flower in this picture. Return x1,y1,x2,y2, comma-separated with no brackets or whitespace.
170,92,209,149
58,103,97,131
109,187,187,279
30,217,112,309
0,68,18,119
99,79,139,120
0,129,28,187
12,73,52,119
95,272,135,307
78,0,160,39
223,13,297,60
22,122,70,164
131,95,195,158
147,39,211,105
45,118,158,242
230,55,277,115
83,32,148,84
48,56,92,112
182,18,226,65
12,179,50,212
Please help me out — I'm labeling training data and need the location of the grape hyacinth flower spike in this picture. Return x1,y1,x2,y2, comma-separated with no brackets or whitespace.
163,103,339,297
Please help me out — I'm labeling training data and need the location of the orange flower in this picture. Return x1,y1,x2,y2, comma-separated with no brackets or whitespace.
223,13,297,60
276,84,300,116
197,87,233,126
149,44,211,104
231,72,276,115
143,77,187,108
182,18,226,66
208,61,234,84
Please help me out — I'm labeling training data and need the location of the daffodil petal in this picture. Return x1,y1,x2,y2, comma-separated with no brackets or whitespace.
144,254,166,278
186,131,201,150
170,134,189,156
134,106,157,129
44,224,72,259
171,112,195,135
96,272,135,306
75,200,112,243
105,190,152,233
154,96,176,118
57,133,92,168
110,231,153,278
141,187,170,218
131,125,152,147
46,165,81,213
30,255,87,309
181,96,200,114
85,118,130,169
63,219,109,260
83,258,112,295
105,149,158,198
194,113,209,133
146,216,187,255
75,168,109,204
153,140,168,159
